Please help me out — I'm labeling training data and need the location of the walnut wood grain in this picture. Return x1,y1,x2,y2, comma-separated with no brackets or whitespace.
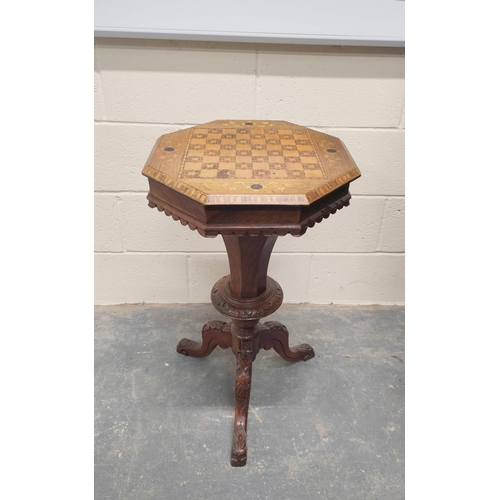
230,324,259,466
223,234,277,298
146,181,351,237
176,234,316,466
177,321,232,357
260,321,315,362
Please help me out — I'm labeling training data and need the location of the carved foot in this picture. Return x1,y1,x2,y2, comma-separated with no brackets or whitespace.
260,321,315,362
177,321,232,357
230,340,254,467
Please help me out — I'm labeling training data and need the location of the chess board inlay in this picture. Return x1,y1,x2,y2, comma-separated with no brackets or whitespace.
142,120,361,205
179,127,326,180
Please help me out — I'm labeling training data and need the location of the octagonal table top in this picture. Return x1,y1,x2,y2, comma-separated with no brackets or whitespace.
142,120,360,206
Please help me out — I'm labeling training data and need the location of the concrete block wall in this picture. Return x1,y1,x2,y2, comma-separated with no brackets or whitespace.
94,39,405,305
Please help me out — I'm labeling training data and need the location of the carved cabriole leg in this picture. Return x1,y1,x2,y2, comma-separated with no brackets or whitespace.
177,321,232,357
230,320,259,467
260,321,315,362
220,235,279,466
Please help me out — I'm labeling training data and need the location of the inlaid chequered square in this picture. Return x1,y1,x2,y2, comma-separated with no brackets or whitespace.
179,127,326,180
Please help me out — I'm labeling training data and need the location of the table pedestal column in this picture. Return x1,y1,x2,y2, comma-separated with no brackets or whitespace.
176,234,315,466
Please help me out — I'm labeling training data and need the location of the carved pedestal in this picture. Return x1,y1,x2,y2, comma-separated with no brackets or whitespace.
177,234,314,466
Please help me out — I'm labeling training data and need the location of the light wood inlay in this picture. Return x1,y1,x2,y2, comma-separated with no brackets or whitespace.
142,120,361,205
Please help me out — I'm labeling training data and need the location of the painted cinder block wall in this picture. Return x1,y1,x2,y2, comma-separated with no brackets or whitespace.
94,39,405,305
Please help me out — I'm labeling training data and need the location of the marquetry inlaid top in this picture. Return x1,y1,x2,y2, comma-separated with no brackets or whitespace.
142,120,360,205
